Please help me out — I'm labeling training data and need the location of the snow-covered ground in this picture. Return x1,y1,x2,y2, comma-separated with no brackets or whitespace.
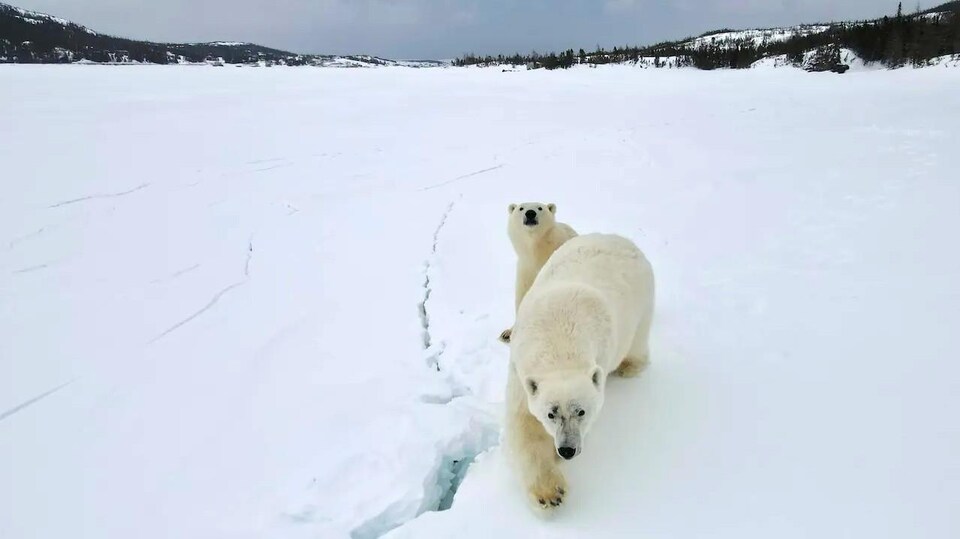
926,53,960,68
749,48,878,72
2,65,959,539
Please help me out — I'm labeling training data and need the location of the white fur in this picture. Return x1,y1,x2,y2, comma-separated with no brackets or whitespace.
501,202,577,342
504,233,654,511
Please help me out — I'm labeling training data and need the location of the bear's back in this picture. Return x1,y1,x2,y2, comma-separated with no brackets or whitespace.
536,233,653,341
537,234,649,288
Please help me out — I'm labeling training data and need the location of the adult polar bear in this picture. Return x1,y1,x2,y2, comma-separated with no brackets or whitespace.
505,233,654,510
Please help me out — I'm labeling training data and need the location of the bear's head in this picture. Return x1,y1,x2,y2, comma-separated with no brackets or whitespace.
507,202,557,238
522,366,605,460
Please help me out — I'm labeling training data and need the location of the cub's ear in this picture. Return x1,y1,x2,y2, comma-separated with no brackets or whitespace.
508,203,517,213
590,367,603,388
547,203,556,214
525,378,538,396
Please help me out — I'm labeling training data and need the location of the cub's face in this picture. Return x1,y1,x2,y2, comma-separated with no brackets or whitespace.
523,367,605,460
508,202,557,237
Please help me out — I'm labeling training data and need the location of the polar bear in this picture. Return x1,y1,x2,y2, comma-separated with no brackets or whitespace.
500,202,578,343
504,233,654,510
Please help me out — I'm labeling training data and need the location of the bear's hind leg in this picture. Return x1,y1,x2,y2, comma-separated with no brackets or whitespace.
614,319,650,378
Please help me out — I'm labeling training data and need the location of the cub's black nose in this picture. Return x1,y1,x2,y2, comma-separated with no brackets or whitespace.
524,209,537,220
558,447,576,460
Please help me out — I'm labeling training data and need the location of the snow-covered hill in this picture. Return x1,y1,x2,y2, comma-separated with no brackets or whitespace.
458,3,959,71
684,24,831,49
1,65,959,539
0,2,438,66
1,2,89,31
310,55,446,68
683,2,959,52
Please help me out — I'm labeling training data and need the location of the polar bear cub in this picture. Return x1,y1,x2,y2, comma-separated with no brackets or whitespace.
500,202,578,343
505,233,654,510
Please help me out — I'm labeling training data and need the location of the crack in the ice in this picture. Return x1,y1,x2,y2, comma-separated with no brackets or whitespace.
246,157,285,165
149,236,253,344
348,417,498,539
254,162,293,173
48,183,151,208
420,164,504,191
12,263,49,275
436,458,471,512
426,424,499,515
344,197,490,538
244,237,254,277
7,226,46,251
0,379,77,423
418,201,456,371
426,414,500,517
151,263,201,284
149,280,247,343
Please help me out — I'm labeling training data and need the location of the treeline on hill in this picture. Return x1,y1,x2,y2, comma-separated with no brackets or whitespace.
0,3,310,64
455,2,960,71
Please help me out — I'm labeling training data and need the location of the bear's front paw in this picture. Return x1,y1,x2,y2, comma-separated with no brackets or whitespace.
499,328,512,344
528,470,567,510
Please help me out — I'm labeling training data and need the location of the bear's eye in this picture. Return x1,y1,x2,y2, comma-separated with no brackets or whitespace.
578,410,585,417
538,206,543,211
547,413,555,420
519,207,524,211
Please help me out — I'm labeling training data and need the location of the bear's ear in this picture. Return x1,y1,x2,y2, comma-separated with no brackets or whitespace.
547,203,556,214
525,378,538,396
590,367,602,389
508,203,517,214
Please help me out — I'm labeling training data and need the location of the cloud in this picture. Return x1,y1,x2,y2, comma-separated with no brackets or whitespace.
13,0,902,60
603,0,645,13
319,0,478,27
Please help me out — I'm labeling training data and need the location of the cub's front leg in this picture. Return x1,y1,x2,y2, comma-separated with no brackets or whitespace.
500,266,537,344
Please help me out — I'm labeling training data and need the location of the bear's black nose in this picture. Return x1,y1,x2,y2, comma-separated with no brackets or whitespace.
524,209,537,220
558,447,576,460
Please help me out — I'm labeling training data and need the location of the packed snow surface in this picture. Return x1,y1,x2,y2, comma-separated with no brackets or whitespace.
1,65,959,539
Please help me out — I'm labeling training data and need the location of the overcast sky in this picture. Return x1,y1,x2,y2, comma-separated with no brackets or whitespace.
14,0,921,59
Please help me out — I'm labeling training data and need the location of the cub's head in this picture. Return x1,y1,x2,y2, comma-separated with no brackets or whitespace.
522,366,605,460
507,202,557,237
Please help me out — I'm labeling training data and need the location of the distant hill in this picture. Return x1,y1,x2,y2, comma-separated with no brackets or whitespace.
457,3,960,72
923,1,960,15
0,2,443,67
